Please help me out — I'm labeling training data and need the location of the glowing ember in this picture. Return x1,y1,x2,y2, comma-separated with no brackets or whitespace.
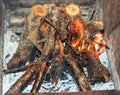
71,18,107,57
71,18,84,48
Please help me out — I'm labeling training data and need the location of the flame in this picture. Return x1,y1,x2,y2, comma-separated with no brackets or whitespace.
71,19,107,57
92,32,106,54
71,18,84,48
71,18,91,52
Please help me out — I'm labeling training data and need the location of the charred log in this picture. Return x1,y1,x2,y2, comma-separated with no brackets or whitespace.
86,50,111,84
4,3,112,94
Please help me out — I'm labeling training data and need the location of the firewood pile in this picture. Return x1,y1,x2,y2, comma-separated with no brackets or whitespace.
4,4,111,94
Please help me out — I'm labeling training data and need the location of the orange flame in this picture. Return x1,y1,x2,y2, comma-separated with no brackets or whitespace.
71,19,107,57
71,18,84,48
92,32,107,55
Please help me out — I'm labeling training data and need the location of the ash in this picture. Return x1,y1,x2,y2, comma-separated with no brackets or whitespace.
3,30,115,95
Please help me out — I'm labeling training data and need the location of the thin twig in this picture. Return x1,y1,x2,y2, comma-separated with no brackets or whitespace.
4,63,38,74
88,5,96,21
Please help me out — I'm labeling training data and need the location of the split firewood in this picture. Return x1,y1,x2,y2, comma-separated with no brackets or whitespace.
5,55,46,94
5,31,55,94
7,5,47,69
49,53,65,89
5,4,56,94
27,4,49,54
4,47,41,74
66,51,91,91
7,37,34,69
4,62,37,74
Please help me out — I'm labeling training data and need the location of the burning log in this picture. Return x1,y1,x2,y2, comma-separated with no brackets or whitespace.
4,3,112,94
65,5,111,87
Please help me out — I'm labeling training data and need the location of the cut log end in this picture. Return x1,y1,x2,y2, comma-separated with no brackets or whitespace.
31,4,47,17
65,4,80,17
86,20,104,31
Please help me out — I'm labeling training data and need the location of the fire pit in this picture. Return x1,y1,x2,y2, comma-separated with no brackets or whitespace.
1,0,120,95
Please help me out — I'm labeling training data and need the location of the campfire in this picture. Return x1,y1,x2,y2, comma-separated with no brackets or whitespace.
4,4,112,94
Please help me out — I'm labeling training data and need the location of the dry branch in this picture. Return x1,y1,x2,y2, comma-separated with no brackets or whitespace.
5,65,37,94
31,62,47,93
4,62,38,74
66,48,91,91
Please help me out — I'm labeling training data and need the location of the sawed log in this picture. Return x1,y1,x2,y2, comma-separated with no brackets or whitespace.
7,4,47,69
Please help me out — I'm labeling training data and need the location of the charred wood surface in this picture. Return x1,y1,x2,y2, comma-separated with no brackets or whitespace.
86,51,111,84
2,1,115,95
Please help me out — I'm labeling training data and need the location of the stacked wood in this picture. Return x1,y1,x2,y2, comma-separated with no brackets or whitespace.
5,4,57,94
4,2,96,35
4,3,112,94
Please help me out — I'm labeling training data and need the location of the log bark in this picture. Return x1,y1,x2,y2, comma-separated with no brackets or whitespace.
69,56,91,91
66,49,91,91
5,55,46,94
31,62,47,93
7,5,47,69
86,50,111,84
5,65,37,94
